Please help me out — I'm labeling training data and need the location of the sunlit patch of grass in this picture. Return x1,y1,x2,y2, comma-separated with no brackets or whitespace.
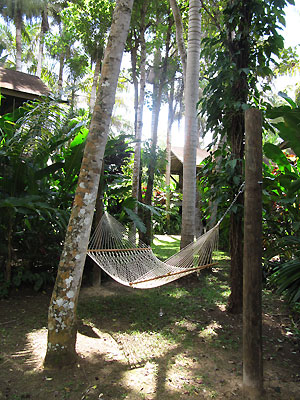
198,321,222,340
213,250,230,262
163,287,190,298
152,235,181,260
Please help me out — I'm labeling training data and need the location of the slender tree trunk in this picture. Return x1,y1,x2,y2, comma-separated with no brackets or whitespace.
169,0,187,82
36,8,49,78
180,0,201,249
44,0,134,369
140,78,160,245
36,38,43,77
57,24,64,95
227,2,252,314
131,43,139,136
132,6,147,210
243,108,263,398
166,82,175,232
141,18,172,244
58,53,64,94
89,54,102,113
15,8,22,72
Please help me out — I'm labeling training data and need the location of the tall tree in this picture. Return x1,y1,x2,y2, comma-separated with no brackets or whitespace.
44,0,134,368
60,0,114,112
0,0,45,71
180,0,201,249
36,3,49,77
201,0,292,313
140,10,173,244
130,1,149,216
169,0,187,82
165,80,175,231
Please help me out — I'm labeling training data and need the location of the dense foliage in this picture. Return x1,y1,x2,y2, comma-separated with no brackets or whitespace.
0,0,299,310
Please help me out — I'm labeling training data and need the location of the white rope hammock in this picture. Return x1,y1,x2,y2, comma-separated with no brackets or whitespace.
87,212,220,289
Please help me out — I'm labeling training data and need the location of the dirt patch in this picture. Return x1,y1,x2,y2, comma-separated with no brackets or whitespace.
0,281,299,400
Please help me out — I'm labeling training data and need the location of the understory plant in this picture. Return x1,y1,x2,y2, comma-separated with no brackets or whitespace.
263,94,300,304
0,98,88,295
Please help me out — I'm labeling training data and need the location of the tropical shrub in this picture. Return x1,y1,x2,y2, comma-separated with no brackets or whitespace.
263,95,300,304
0,98,88,294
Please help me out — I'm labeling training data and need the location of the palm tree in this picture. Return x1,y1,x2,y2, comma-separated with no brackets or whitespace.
0,0,45,71
180,0,201,249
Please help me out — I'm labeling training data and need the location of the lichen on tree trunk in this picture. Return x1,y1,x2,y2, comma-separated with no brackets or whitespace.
44,0,134,369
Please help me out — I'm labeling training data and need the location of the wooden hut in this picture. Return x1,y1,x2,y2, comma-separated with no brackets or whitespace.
0,67,50,115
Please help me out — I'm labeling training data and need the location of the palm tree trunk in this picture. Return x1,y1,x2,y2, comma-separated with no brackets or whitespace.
141,18,172,244
169,0,187,82
15,8,22,71
180,0,201,249
44,0,134,369
166,82,175,232
36,7,49,78
132,8,147,209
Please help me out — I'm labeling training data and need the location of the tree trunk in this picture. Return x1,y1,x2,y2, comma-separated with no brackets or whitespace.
227,2,252,314
36,7,49,78
169,0,187,82
140,78,160,245
58,53,64,95
141,18,172,244
131,43,139,137
15,8,22,72
89,54,102,113
243,108,263,399
166,82,175,232
44,0,134,369
180,0,201,249
132,4,147,210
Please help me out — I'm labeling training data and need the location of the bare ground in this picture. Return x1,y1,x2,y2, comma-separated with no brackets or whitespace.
0,280,299,400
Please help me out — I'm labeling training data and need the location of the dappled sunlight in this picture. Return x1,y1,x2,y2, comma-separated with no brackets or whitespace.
154,235,180,244
165,287,190,299
111,330,177,367
11,328,47,371
198,321,222,341
175,319,198,332
121,361,158,396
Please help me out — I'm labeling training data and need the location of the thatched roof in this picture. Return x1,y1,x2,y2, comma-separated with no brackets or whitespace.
0,67,50,99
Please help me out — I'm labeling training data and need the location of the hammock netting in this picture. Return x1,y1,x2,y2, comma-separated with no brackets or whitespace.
87,212,219,289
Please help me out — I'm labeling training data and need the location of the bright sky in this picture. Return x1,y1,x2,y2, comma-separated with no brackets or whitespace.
272,0,300,93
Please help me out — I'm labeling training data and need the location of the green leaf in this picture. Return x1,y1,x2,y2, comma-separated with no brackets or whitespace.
263,143,291,172
278,91,296,108
70,127,89,148
124,208,146,233
137,201,161,216
288,178,300,195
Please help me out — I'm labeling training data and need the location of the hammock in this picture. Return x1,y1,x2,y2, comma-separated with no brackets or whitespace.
87,212,220,289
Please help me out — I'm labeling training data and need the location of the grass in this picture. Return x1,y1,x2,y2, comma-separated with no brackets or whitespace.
2,234,299,400
152,234,181,260
78,238,233,349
